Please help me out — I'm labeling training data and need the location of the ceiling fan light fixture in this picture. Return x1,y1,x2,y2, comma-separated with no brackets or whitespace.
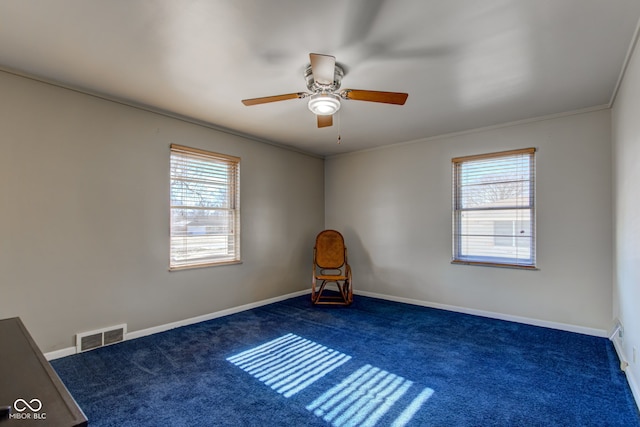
308,93,341,115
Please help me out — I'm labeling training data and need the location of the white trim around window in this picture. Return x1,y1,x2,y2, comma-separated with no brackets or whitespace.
452,148,536,269
169,144,240,270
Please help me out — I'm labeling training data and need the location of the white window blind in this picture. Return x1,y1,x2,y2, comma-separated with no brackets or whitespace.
170,144,240,270
452,148,536,269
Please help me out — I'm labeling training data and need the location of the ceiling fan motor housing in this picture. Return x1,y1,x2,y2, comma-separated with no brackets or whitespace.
305,63,344,93
305,63,344,115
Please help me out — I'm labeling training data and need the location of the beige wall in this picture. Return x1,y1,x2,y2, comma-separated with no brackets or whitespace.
612,33,640,400
326,108,613,331
0,64,622,359
0,71,324,352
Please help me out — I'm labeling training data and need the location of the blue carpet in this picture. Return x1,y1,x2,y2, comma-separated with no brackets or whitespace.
52,295,640,426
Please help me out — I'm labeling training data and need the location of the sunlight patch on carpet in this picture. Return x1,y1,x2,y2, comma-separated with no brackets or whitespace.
227,334,433,425
307,364,434,427
226,333,351,397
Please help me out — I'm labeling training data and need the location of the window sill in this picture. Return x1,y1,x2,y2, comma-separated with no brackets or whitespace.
169,260,243,271
451,260,538,270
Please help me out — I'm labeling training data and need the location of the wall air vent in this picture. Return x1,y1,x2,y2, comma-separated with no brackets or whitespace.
80,333,102,352
76,324,127,353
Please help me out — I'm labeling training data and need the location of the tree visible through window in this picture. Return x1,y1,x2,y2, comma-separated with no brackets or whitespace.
170,144,240,270
452,148,536,268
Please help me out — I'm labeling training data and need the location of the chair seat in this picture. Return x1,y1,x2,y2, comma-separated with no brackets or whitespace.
316,274,348,281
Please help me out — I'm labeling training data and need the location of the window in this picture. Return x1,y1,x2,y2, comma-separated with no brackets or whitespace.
170,144,240,270
452,148,536,269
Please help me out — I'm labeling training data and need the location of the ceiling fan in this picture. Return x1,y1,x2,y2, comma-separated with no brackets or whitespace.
241,53,408,128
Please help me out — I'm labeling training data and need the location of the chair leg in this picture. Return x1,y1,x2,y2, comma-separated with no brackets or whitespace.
342,280,353,305
313,280,352,305
312,280,328,304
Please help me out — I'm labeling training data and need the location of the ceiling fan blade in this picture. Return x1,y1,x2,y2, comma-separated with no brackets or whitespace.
343,89,408,105
310,53,336,85
317,114,333,128
242,92,306,106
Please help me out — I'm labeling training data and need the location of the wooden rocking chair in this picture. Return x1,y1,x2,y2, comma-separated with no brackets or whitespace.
312,230,353,305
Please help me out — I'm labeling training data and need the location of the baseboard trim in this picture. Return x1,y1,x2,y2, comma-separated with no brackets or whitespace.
611,336,640,412
355,290,608,337
46,289,609,360
126,290,309,341
44,346,77,361
627,366,640,412
44,289,309,360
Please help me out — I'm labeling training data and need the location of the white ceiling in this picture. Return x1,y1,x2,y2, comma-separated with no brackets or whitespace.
1,0,639,157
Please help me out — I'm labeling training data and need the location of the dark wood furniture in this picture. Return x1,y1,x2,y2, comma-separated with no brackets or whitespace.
0,317,87,426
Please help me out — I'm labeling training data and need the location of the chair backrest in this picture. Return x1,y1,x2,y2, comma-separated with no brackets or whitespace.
315,230,346,269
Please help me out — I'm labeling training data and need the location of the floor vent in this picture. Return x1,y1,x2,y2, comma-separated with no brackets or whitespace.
76,324,127,353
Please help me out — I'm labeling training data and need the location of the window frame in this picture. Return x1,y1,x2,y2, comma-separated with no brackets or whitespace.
451,147,536,269
169,144,241,270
